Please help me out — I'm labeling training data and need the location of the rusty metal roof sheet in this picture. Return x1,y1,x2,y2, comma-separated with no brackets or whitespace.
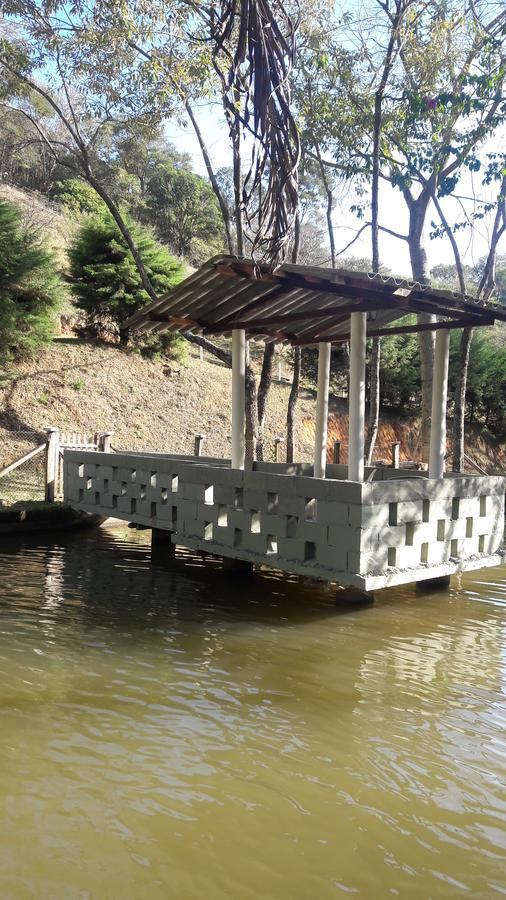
126,255,506,345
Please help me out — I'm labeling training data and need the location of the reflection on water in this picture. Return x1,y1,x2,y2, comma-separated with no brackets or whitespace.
0,527,505,899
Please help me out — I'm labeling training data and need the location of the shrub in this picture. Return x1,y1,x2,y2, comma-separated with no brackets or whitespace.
0,199,65,363
68,213,184,343
134,331,187,364
51,179,107,217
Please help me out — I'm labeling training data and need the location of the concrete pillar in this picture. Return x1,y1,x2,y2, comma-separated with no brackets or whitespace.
99,431,113,453
348,312,367,482
428,329,450,479
333,441,341,464
45,427,59,502
231,329,246,469
194,433,205,456
313,341,331,478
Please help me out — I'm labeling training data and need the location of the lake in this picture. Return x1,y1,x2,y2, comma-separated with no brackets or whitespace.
0,527,505,898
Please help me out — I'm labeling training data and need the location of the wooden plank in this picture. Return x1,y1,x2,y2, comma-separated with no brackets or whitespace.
0,443,46,480
294,316,488,345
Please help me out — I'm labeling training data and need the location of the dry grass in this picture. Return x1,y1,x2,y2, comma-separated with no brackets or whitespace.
1,337,504,474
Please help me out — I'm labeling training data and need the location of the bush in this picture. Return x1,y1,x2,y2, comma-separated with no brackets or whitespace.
0,199,65,363
68,213,184,343
133,330,187,364
51,179,107,217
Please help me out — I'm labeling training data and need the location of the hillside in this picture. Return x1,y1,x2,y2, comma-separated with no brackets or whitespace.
1,337,505,474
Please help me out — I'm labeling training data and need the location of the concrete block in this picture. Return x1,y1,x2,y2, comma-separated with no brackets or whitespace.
396,545,427,569
328,524,361,550
444,517,471,541
156,504,178,524
296,521,329,543
213,485,237,505
426,542,449,566
83,464,98,479
179,482,209,501
277,538,306,562
227,510,253,531
294,476,362,503
208,467,244,487
244,471,268,492
116,466,136,482
314,500,349,526
395,500,425,524
349,549,388,574
241,533,268,555
411,521,439,543
277,495,306,517
315,545,347,570
260,514,294,538
96,465,114,480
116,497,133,515
209,525,236,548
354,504,391,528
264,473,298,495
243,489,270,511
371,524,411,548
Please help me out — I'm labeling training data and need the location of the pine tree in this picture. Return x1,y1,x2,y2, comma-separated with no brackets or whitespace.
0,199,64,363
69,213,184,343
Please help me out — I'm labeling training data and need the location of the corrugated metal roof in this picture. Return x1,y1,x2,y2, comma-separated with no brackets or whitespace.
126,255,506,345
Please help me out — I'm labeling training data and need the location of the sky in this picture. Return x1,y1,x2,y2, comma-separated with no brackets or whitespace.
164,101,506,279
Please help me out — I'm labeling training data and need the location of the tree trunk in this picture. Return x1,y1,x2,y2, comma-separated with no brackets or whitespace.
256,341,275,460
452,326,473,473
245,362,258,466
408,195,433,463
286,347,301,463
185,101,234,255
365,336,380,464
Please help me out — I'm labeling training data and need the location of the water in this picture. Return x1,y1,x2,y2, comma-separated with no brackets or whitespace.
0,528,505,899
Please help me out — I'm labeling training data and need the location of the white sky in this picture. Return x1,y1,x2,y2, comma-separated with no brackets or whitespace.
165,101,506,278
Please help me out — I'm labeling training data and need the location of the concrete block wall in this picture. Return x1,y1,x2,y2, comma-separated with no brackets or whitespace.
64,451,505,591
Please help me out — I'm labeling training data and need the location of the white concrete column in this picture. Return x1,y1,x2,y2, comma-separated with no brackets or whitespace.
428,328,450,479
313,342,331,478
348,312,367,483
231,328,246,469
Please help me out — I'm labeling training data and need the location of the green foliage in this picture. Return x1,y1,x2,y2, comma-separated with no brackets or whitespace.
134,331,187,364
51,179,107,217
378,325,420,409
69,213,184,342
146,164,225,261
0,199,64,363
449,327,506,437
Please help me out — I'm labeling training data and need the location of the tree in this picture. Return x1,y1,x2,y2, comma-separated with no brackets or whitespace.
146,164,225,261
0,197,64,362
297,0,506,460
69,213,183,343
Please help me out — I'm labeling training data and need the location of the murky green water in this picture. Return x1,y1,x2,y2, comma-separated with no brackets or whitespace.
0,528,505,899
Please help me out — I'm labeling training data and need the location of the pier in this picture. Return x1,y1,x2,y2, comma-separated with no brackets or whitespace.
64,256,506,595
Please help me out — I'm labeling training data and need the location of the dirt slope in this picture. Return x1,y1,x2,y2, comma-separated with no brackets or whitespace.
1,337,504,473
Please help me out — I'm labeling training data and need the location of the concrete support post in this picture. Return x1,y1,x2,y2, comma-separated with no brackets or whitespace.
231,329,246,470
274,437,283,462
348,312,367,483
99,431,113,453
333,441,341,464
428,329,450,479
391,441,400,469
194,433,205,457
45,427,59,502
313,341,331,478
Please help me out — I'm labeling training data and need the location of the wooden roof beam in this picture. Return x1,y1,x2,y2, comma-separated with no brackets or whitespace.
294,315,493,345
